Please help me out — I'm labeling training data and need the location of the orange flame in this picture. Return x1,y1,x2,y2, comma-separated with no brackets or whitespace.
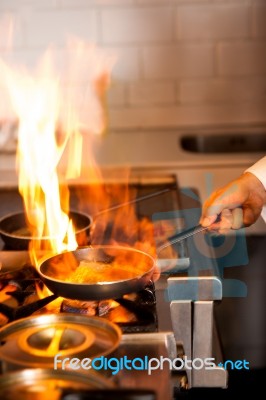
0,35,114,264
0,19,164,302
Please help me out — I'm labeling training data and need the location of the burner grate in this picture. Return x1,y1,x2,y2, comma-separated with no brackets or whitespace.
0,265,158,332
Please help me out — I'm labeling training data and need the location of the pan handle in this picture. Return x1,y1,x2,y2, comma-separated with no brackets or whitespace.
94,186,177,217
156,214,221,255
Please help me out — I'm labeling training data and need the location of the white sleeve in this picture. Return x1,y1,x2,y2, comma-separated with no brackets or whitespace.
245,156,266,189
245,156,266,221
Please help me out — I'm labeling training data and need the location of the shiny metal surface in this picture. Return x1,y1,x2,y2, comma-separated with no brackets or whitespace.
192,301,227,388
0,178,231,397
0,314,121,371
114,332,179,399
0,368,114,399
38,246,155,301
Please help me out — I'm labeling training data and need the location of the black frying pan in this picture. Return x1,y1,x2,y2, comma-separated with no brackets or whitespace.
0,187,175,250
37,245,155,301
0,210,92,250
37,223,209,301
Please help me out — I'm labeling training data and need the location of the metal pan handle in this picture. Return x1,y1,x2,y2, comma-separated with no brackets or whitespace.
156,214,221,255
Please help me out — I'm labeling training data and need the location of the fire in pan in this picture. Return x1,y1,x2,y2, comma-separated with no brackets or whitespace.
37,223,209,301
37,245,155,301
0,185,176,250
0,187,175,250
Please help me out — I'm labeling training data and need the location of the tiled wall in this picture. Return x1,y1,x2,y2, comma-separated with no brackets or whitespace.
0,0,266,133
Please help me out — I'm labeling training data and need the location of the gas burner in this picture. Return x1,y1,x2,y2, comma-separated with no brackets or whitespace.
60,283,158,333
0,294,58,323
61,299,99,316
0,262,157,332
0,178,229,397
0,266,58,323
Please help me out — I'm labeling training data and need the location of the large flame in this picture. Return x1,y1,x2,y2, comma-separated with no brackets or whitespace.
0,36,114,263
0,19,168,305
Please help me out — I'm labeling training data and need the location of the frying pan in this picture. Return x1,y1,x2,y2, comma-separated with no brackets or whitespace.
0,187,174,250
37,245,155,301
37,223,208,301
0,210,92,250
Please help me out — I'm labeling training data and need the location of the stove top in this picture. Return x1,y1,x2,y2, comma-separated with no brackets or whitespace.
0,261,158,332
0,175,186,399
0,175,181,328
0,175,228,398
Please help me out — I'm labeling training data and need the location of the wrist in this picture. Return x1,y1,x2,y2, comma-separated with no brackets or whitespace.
245,156,266,191
241,172,266,204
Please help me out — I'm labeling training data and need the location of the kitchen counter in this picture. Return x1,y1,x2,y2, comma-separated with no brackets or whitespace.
88,128,265,169
1,125,265,178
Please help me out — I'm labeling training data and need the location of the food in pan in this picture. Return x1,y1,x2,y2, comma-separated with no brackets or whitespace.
67,260,143,283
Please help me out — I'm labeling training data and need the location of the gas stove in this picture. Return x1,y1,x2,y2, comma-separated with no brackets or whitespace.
0,174,228,399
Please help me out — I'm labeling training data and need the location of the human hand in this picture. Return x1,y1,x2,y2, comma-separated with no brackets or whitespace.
200,172,266,233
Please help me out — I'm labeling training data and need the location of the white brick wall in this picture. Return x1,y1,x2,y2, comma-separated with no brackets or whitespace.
128,81,176,106
177,4,250,40
180,77,266,104
110,47,140,81
25,9,99,46
101,7,173,44
252,4,266,37
218,42,266,76
0,0,265,133
142,44,214,78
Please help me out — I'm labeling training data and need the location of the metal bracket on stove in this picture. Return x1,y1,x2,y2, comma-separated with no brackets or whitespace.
170,300,227,389
167,276,222,301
